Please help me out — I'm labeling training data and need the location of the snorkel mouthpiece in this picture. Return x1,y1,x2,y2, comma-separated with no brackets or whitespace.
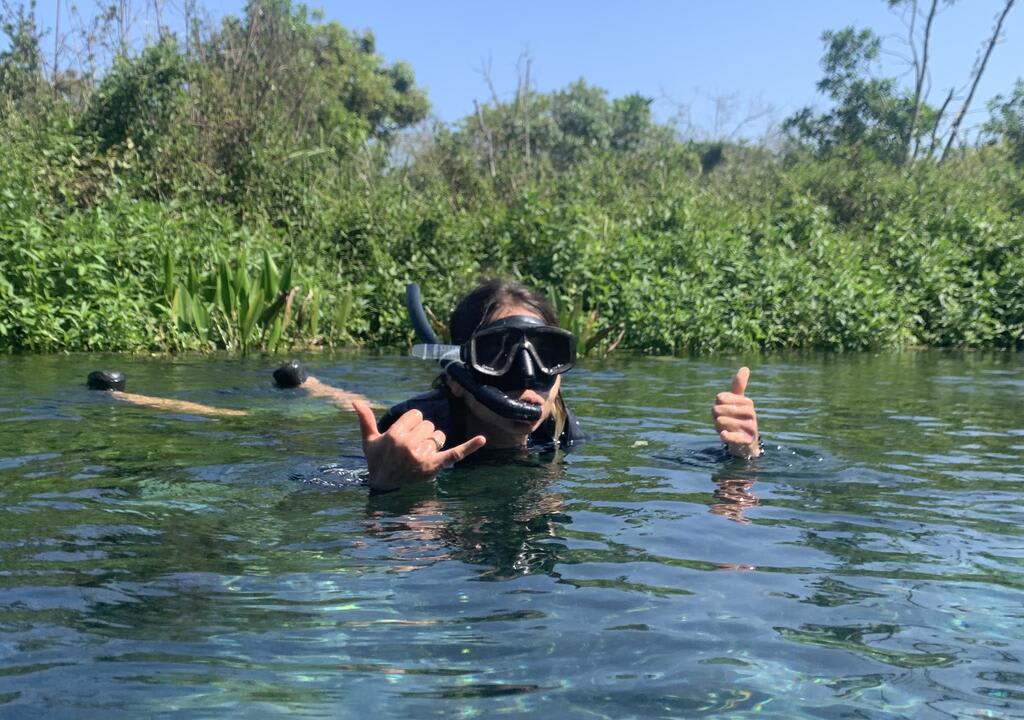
444,363,546,423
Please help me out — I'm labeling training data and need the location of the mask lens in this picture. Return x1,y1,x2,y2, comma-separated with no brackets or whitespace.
472,328,521,373
468,317,576,377
528,328,575,372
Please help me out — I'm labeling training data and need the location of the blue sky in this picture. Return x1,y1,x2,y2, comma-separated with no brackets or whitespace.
322,0,1023,139
20,1,1024,139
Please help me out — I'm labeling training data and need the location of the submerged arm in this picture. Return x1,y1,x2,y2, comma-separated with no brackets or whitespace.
273,360,380,410
302,376,379,410
111,391,248,417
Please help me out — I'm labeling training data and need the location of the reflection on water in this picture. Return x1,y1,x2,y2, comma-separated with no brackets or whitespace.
361,453,570,580
0,352,1022,717
710,473,759,526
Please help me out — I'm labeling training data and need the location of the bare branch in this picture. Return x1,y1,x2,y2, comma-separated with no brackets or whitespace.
941,0,1017,162
473,99,497,179
727,98,775,141
151,0,164,38
908,0,939,161
928,86,955,157
517,53,532,163
474,56,500,106
117,0,129,57
53,0,60,90
658,87,696,139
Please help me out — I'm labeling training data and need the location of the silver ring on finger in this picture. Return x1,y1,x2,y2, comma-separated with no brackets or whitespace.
430,429,446,452
418,438,442,455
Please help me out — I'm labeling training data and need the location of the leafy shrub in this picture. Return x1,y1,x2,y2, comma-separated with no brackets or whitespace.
1,2,1022,354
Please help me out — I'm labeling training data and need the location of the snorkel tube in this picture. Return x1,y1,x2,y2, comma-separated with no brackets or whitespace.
405,284,543,423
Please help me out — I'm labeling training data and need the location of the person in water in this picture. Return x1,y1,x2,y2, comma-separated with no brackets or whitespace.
86,365,376,416
353,280,762,493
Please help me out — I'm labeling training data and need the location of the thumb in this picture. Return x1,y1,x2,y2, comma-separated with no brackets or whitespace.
731,366,750,396
438,435,486,465
352,401,381,445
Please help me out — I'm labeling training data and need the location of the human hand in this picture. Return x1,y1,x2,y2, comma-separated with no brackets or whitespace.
712,367,762,459
353,401,487,493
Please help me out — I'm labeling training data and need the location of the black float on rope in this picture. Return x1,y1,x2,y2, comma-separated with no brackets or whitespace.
273,360,308,389
86,370,126,391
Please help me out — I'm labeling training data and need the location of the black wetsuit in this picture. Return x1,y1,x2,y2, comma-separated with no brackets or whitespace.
377,388,586,450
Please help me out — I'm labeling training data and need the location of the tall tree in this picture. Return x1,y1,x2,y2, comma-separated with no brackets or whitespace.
940,0,1017,161
983,78,1024,164
783,27,920,163
891,0,944,161
418,78,675,203
0,0,44,107
786,0,1018,164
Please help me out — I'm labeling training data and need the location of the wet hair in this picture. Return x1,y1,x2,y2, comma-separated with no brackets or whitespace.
449,279,558,344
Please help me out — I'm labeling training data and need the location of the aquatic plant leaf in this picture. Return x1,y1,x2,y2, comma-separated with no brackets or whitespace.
261,250,277,300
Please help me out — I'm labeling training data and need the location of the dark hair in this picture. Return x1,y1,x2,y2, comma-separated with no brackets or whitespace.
449,279,558,344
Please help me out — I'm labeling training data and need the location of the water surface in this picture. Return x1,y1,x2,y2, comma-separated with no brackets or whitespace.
0,352,1021,718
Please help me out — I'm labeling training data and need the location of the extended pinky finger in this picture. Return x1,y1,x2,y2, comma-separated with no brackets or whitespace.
437,435,487,466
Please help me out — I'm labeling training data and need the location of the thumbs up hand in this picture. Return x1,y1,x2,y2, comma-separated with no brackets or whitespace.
712,367,762,459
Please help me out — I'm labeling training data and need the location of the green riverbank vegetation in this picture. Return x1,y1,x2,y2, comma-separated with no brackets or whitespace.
1,0,1022,354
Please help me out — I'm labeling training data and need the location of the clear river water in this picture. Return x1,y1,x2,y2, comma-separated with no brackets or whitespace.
0,352,1021,718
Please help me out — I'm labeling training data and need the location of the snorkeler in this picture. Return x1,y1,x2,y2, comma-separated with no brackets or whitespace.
86,364,374,416
353,280,762,493
86,370,247,417
271,359,378,409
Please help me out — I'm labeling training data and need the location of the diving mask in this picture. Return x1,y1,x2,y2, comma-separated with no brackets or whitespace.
413,316,576,381
467,316,576,377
